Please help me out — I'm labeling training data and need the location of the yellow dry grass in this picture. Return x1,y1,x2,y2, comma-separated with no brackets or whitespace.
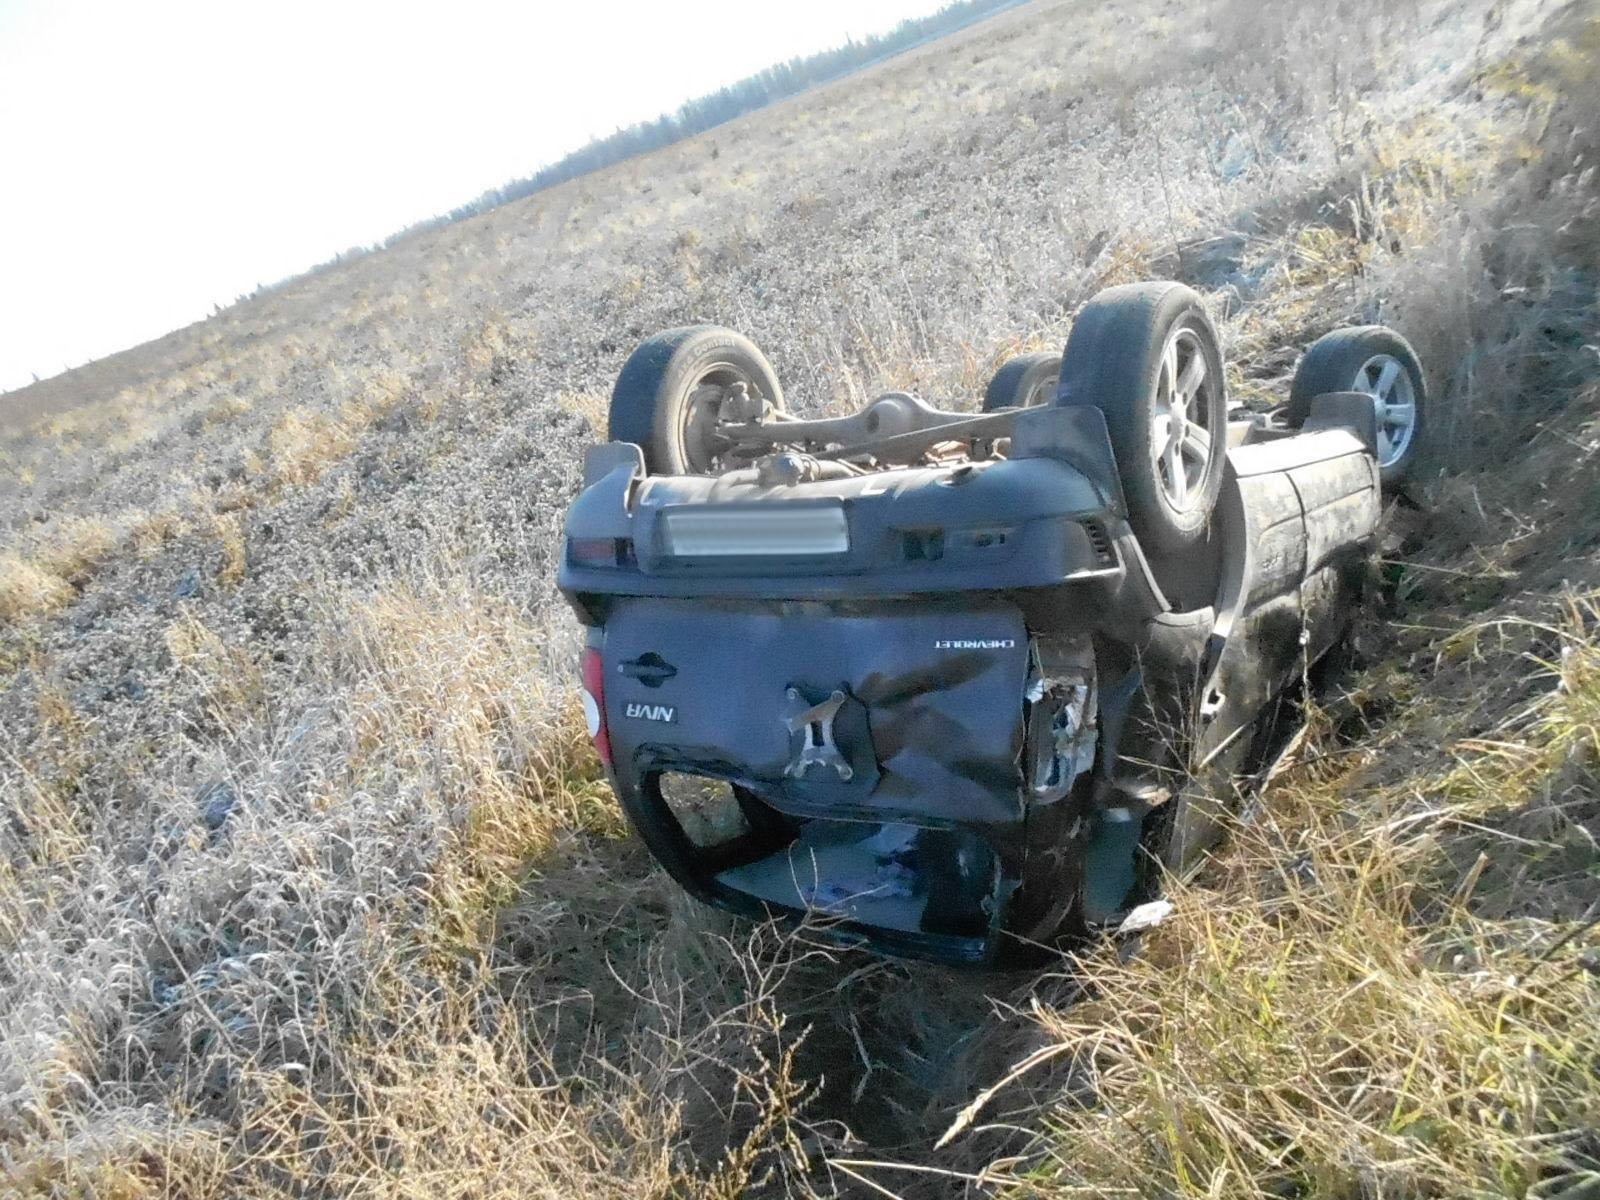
988,601,1600,1197
1,0,1597,1196
0,553,73,624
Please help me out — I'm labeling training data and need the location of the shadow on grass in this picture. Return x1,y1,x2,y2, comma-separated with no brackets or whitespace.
489,827,1082,1171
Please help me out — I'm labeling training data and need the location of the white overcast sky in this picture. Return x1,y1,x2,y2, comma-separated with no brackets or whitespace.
0,0,944,395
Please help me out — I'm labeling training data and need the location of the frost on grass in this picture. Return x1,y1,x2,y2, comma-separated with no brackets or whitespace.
2,0,1599,1195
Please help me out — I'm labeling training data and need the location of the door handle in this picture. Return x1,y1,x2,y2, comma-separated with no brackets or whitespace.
619,653,677,687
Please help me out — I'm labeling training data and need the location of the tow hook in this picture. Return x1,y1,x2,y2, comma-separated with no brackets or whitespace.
783,688,854,781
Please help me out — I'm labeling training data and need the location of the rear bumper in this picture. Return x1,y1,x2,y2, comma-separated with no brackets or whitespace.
557,451,1126,627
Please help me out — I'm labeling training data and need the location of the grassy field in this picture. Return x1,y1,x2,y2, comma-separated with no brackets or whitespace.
2,0,1598,1195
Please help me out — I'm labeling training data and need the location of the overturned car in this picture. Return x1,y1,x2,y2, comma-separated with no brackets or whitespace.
557,282,1427,966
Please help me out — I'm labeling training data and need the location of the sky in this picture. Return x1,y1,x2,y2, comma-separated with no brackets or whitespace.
0,0,946,395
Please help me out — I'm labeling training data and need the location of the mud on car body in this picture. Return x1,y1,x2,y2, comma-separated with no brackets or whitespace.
559,283,1427,967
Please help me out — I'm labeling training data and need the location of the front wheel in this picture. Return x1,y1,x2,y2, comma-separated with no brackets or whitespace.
1287,326,1426,486
981,351,1061,412
1056,282,1228,555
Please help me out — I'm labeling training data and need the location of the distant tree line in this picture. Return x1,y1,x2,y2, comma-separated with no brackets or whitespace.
393,0,1023,238
245,0,1022,300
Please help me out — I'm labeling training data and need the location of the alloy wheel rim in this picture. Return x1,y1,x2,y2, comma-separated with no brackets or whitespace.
1024,372,1059,408
1354,353,1417,467
1149,327,1215,511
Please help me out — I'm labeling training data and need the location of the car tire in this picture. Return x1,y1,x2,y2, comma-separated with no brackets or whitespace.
981,351,1062,412
1287,326,1426,486
608,326,785,475
1057,282,1227,555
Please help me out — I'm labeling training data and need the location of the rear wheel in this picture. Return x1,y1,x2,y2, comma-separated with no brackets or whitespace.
981,351,1061,412
608,326,784,474
1057,283,1227,554
1287,326,1426,485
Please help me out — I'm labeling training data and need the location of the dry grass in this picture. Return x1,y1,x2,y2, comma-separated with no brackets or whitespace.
1,515,129,624
972,599,1600,1196
0,553,74,625
2,0,1599,1195
552,389,609,441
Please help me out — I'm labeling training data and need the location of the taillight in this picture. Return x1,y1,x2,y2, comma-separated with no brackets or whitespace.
580,647,612,769
568,537,633,568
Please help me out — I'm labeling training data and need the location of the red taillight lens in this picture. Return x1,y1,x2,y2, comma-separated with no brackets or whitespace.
580,647,612,768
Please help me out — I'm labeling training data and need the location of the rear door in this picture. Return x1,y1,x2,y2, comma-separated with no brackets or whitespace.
601,597,1030,827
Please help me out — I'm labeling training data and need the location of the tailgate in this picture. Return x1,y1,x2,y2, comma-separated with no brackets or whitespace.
602,598,1030,827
